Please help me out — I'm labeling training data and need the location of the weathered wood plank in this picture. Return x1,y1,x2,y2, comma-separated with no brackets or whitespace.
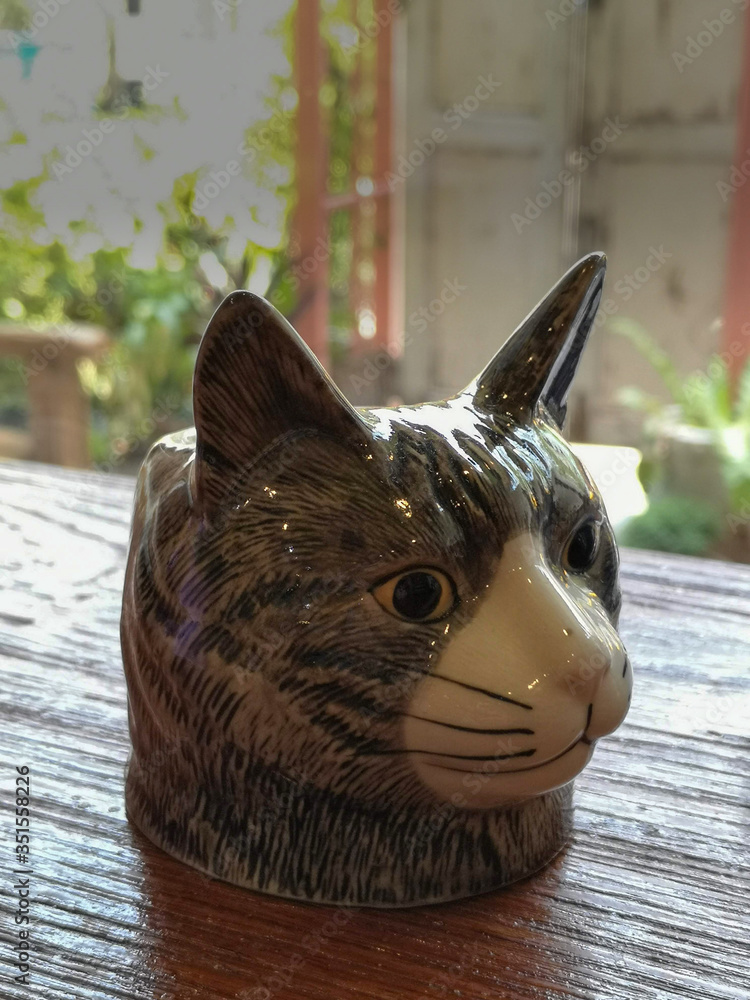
1,461,748,1000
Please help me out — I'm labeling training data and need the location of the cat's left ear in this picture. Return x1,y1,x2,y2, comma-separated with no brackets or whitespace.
191,291,371,517
468,252,606,428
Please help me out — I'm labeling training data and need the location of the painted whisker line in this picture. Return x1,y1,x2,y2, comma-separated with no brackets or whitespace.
400,713,534,736
369,748,536,761
431,674,533,710
427,737,586,774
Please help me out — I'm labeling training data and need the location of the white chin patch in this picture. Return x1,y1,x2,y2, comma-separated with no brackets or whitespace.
401,532,631,808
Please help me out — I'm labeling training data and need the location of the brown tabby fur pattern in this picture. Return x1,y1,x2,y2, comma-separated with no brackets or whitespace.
122,254,619,905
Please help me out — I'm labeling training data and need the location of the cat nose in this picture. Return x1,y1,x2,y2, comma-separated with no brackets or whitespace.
556,640,612,698
586,651,632,739
524,570,622,704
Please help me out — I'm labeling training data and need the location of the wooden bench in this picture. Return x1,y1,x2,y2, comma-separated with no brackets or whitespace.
0,322,108,468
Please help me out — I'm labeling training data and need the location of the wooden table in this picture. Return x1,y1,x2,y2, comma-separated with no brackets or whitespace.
1,461,748,1000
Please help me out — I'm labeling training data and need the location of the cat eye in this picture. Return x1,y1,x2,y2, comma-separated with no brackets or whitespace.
372,568,457,623
563,520,600,574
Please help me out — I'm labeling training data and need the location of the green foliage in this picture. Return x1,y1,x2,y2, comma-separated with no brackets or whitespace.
611,318,687,408
612,317,750,518
0,223,207,464
621,496,722,557
0,0,31,31
74,256,207,465
0,171,291,466
0,2,379,467
0,85,297,467
612,317,737,427
2,177,44,228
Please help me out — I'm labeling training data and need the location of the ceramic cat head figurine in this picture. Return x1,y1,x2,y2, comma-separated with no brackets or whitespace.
121,252,632,906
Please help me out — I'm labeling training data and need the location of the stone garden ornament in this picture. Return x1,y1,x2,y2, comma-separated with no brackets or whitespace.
121,252,632,906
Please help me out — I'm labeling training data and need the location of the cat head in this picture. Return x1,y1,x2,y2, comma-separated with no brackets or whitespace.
170,252,630,812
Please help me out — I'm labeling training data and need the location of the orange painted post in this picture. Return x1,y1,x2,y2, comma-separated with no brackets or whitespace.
373,0,396,354
293,0,330,367
349,0,367,355
722,6,750,384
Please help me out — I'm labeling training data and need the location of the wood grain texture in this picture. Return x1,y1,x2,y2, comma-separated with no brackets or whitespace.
0,460,748,1000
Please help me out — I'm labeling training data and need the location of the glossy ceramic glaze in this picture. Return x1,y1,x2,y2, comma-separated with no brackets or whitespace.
121,252,632,906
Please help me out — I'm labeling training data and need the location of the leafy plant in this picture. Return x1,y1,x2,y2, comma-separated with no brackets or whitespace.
620,496,722,557
612,317,750,516
0,171,292,466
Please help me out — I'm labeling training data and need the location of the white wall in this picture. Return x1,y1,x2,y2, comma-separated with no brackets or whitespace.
399,0,743,443
0,0,292,267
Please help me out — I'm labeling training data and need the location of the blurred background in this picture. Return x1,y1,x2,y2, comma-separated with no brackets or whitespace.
1,0,749,561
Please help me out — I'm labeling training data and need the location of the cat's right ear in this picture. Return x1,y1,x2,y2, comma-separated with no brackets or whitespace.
191,291,370,518
468,253,605,428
